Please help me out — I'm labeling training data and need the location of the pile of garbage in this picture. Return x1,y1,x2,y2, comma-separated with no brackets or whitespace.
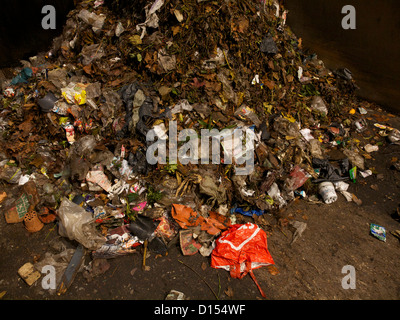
1,0,400,296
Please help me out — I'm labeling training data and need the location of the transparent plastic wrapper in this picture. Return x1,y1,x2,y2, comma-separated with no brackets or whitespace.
47,68,68,89
310,96,328,115
273,117,300,137
77,9,106,33
85,82,102,99
57,198,106,250
267,182,287,208
364,144,379,153
309,139,324,159
0,165,23,184
136,0,165,38
74,135,97,157
354,118,367,133
217,70,237,104
388,129,400,145
334,181,350,192
235,105,261,127
300,128,314,141
81,44,105,66
61,83,88,105
115,21,125,37
52,100,69,115
199,175,227,207
291,220,307,244
34,249,75,291
158,48,177,73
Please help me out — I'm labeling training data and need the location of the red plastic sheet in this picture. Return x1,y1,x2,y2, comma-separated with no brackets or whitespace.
211,223,274,298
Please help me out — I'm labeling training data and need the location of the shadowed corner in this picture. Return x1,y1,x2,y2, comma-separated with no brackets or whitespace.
283,0,400,113
0,0,75,68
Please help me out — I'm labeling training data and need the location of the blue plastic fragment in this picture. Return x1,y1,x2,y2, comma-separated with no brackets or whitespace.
230,206,264,217
10,68,33,85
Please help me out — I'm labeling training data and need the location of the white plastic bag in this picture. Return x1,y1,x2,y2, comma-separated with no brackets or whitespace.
57,198,106,250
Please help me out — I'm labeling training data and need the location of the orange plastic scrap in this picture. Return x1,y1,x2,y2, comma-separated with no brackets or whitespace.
171,204,231,236
171,204,202,229
203,211,231,235
0,192,6,204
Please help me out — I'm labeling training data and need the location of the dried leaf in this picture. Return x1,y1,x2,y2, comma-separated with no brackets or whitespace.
267,265,280,276
192,78,206,88
18,116,34,137
129,34,142,46
224,286,234,298
172,25,181,36
264,80,275,90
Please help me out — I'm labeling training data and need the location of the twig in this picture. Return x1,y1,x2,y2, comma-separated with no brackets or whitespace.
142,239,148,270
223,50,232,70
279,227,288,238
178,259,219,300
217,272,221,299
44,224,57,241
111,266,118,277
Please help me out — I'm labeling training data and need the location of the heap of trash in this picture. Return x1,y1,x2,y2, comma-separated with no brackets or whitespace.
1,0,400,296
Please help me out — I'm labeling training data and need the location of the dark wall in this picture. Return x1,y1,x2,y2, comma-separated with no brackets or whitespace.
0,0,74,67
284,0,400,112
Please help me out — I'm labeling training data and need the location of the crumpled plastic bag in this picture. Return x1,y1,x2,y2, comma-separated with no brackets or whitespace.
57,198,106,250
312,158,350,183
342,149,365,170
273,117,300,138
136,0,165,38
199,175,227,206
10,67,33,85
171,204,230,236
211,223,274,298
61,82,88,105
158,48,177,73
310,96,328,115
259,35,278,54
77,9,106,33
284,165,309,191
34,248,75,292
81,43,105,65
